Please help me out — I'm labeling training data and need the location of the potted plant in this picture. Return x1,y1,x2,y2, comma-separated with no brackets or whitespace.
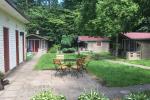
0,71,4,90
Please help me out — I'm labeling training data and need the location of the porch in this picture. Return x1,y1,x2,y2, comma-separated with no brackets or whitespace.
119,39,141,60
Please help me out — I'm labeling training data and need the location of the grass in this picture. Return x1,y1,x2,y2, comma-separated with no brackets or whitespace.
127,59,150,67
87,60,150,87
64,53,78,59
35,53,56,70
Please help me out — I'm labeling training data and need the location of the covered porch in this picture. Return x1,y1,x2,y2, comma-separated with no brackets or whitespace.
120,39,141,60
26,34,49,52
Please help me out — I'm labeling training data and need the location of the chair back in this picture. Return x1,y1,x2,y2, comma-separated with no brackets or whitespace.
53,59,61,65
76,58,83,69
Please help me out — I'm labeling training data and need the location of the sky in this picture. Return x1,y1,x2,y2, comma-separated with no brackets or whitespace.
58,0,63,3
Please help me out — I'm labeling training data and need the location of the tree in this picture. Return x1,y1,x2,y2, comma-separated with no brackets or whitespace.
95,0,138,56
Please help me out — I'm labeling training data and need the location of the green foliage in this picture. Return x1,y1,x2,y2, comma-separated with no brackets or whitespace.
0,72,4,80
78,90,109,100
49,45,60,53
61,35,74,48
95,0,138,36
123,92,150,100
35,53,56,70
31,91,66,100
62,48,76,53
26,52,34,61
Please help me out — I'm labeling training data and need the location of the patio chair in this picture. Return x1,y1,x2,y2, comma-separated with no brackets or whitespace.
53,59,67,74
71,58,83,76
80,57,89,72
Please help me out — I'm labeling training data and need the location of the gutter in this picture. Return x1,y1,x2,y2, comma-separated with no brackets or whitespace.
5,0,29,22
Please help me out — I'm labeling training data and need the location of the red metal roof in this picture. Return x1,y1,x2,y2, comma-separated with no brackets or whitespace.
78,36,109,42
123,32,150,40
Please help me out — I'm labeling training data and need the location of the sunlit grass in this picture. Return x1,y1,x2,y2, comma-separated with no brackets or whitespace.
35,53,56,70
87,60,150,87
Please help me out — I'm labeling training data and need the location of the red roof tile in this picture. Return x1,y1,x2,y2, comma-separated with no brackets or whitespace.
123,32,150,40
78,36,109,42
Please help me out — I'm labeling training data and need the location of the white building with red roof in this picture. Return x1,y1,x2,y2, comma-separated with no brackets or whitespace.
119,32,150,60
78,36,110,53
0,0,29,73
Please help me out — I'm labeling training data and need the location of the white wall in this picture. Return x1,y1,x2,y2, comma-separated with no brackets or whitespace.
87,41,109,53
0,9,26,73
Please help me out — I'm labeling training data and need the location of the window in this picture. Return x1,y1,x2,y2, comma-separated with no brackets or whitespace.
97,41,102,46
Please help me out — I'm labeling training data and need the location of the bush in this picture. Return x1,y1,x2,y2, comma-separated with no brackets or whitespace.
123,92,150,100
49,45,60,53
26,52,33,61
77,54,87,59
78,91,109,100
0,72,4,79
62,48,76,53
31,91,66,100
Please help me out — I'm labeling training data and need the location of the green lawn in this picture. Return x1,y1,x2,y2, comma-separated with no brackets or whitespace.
64,53,78,59
35,53,56,70
87,60,150,87
127,59,150,67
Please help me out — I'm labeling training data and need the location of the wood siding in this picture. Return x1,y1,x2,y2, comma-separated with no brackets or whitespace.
0,8,27,73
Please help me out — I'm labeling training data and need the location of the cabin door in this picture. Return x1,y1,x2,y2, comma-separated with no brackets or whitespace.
35,40,39,52
3,27,10,72
16,30,19,65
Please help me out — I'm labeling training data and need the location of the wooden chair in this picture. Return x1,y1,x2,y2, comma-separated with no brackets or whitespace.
53,59,67,73
71,58,83,76
80,57,88,72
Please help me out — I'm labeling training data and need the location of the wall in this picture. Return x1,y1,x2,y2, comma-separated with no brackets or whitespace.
141,41,150,59
87,41,109,53
0,9,26,73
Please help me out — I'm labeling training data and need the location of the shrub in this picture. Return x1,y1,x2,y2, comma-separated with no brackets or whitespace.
26,52,33,61
49,45,60,53
123,92,150,100
77,54,87,59
62,48,76,53
0,72,4,80
31,91,66,100
78,91,109,100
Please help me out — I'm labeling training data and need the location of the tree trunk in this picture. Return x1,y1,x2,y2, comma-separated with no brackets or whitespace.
115,34,119,57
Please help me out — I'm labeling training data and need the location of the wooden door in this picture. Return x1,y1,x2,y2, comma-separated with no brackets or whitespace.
16,30,19,65
35,40,39,52
32,40,35,52
3,27,10,72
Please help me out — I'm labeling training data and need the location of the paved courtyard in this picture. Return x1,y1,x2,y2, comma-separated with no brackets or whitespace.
0,53,150,100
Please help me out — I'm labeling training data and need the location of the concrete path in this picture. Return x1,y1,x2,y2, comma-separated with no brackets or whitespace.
107,60,150,70
0,54,150,100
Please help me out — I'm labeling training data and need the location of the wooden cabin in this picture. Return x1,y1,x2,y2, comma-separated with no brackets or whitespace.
26,34,50,53
78,36,110,53
119,32,150,60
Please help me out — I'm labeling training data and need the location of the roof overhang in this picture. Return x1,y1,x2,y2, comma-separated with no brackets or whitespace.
122,32,150,40
0,0,29,23
26,34,49,41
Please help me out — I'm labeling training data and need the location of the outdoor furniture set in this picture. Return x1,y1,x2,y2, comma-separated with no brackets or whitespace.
53,57,88,76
